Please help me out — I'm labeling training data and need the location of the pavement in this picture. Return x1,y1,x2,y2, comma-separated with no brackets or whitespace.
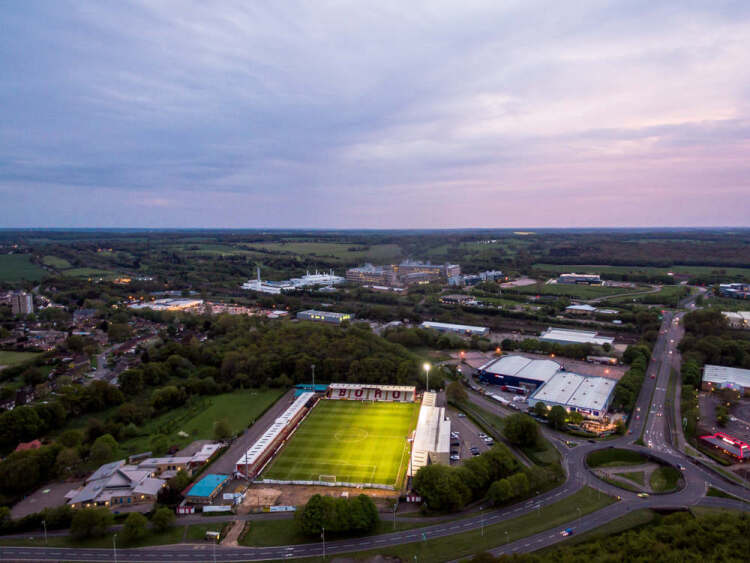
2,286,749,561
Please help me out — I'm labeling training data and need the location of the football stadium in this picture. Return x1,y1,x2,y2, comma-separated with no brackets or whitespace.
262,397,419,487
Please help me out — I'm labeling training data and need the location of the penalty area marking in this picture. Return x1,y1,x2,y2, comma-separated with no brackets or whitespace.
334,428,369,443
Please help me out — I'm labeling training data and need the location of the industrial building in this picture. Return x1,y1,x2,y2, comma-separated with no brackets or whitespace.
297,309,354,324
408,392,451,476
448,270,504,287
723,311,750,329
420,321,489,336
539,327,615,347
527,371,616,419
557,273,603,285
346,261,460,287
10,291,34,316
128,298,203,312
242,267,345,294
719,283,750,300
701,364,750,395
477,355,561,389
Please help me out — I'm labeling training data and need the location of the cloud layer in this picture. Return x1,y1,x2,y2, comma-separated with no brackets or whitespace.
1,1,749,228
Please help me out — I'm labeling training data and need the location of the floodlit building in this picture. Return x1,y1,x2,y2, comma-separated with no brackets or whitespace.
420,321,489,336
701,364,750,395
722,311,750,329
699,432,750,461
557,273,603,285
527,371,616,419
409,392,451,476
10,291,34,316
297,309,354,324
539,327,615,347
477,356,561,389
184,474,230,505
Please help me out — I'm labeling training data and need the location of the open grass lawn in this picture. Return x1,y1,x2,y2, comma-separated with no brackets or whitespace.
240,516,432,547
510,282,640,299
0,350,42,368
586,448,648,468
289,487,615,563
263,400,419,486
616,470,645,485
602,284,687,305
62,267,119,278
0,254,45,282
649,466,681,493
118,388,284,454
41,255,72,269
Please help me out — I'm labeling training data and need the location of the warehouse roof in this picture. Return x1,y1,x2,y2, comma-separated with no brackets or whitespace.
186,474,228,498
420,321,489,333
703,364,750,389
530,372,615,412
539,327,615,346
479,355,561,384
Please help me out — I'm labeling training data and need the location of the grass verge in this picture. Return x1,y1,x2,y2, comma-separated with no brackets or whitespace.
283,487,615,563
586,448,648,468
617,471,645,485
649,467,681,493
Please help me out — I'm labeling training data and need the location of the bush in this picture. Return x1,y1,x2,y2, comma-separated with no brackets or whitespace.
122,512,148,542
151,506,176,532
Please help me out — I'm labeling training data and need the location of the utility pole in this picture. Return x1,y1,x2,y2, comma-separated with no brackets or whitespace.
113,533,117,563
312,363,316,390
481,514,485,536
322,526,326,560
42,519,47,545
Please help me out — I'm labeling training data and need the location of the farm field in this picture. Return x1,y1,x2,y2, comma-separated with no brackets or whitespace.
41,255,72,269
62,267,120,278
241,242,402,263
263,400,419,486
508,282,642,299
0,351,42,369
0,254,45,282
117,388,285,454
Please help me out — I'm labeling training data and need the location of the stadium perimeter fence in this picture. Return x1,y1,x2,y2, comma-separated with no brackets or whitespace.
255,478,395,491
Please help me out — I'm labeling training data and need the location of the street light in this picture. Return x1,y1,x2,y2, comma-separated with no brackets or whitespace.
113,533,117,563
42,519,47,545
311,363,316,390
577,507,582,529
322,526,326,560
423,363,431,392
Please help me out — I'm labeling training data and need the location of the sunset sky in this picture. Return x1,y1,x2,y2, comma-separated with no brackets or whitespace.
2,1,749,228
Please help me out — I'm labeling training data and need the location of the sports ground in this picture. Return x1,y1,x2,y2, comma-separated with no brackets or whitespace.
262,400,420,486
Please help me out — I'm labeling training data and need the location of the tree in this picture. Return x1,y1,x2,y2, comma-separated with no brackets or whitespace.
122,512,148,543
568,411,584,426
90,433,118,465
533,402,548,418
488,478,513,505
446,381,468,403
151,507,176,532
548,405,568,430
55,447,82,478
412,464,471,512
502,414,539,447
59,429,82,448
70,507,114,539
213,417,233,441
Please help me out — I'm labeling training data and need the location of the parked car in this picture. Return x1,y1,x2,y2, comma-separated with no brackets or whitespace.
450,454,460,461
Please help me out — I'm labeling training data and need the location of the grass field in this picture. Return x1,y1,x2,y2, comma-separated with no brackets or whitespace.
533,263,750,280
0,254,45,282
116,388,285,454
0,351,42,368
263,400,419,486
41,255,72,269
242,242,402,263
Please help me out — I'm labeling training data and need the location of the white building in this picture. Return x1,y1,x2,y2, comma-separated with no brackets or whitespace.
420,321,489,336
409,392,451,476
722,311,750,329
539,327,615,347
11,291,34,316
128,298,203,311
477,355,561,388
242,267,344,294
702,364,750,395
528,371,616,419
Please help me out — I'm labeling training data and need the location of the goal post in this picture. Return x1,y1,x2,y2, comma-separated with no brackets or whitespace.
319,474,337,484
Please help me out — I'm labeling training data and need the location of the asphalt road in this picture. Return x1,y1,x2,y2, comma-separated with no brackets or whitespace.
2,287,748,562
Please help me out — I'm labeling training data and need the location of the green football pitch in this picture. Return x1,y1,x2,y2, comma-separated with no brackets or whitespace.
262,400,420,486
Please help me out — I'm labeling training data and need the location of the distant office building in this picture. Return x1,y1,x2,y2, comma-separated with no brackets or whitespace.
539,327,615,347
440,294,478,305
129,298,203,312
449,270,503,287
346,261,459,287
557,273,603,285
565,304,597,315
346,263,394,285
11,292,34,316
297,309,354,324
719,283,750,299
723,311,750,329
420,321,489,336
